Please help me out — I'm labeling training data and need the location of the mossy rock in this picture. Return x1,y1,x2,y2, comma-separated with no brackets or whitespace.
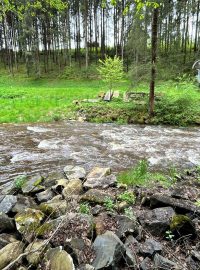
15,208,44,234
170,214,196,238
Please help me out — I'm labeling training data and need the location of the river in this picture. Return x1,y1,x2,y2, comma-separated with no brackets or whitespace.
0,121,200,185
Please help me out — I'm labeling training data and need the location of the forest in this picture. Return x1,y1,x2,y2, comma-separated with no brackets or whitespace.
0,0,199,77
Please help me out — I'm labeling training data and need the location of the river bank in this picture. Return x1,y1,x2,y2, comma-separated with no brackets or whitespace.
0,164,200,269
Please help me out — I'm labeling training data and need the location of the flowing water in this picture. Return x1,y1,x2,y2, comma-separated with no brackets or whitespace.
0,121,200,185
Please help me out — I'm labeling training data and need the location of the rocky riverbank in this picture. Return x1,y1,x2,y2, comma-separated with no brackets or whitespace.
0,165,200,270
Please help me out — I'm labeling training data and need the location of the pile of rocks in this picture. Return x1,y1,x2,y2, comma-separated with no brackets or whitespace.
0,166,200,270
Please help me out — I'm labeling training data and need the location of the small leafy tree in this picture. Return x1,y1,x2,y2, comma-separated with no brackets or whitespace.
98,56,124,96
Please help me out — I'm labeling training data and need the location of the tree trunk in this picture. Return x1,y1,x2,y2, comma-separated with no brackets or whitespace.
149,7,159,117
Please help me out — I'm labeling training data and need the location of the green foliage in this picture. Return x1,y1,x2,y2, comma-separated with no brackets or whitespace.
194,200,200,207
60,65,98,80
117,159,177,187
124,207,135,219
98,56,124,91
117,160,149,186
14,175,27,189
104,197,115,212
79,203,91,214
165,230,175,241
118,191,136,204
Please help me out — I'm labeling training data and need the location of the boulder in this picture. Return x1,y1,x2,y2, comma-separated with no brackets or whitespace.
52,179,69,193
191,250,200,261
154,254,177,269
46,247,75,270
94,213,117,235
140,257,154,270
138,207,175,236
104,91,113,101
0,241,24,270
64,165,86,180
21,175,44,194
84,175,116,189
12,194,37,213
0,195,17,214
0,213,15,232
92,231,125,269
124,236,139,268
36,189,55,203
43,172,65,188
39,200,68,218
15,208,44,234
81,189,114,204
150,194,200,215
62,179,83,199
25,240,49,265
86,167,111,180
139,239,162,257
171,185,200,201
0,233,17,249
170,214,196,238
114,214,138,238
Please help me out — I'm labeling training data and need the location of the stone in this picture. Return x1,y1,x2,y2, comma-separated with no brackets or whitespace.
67,238,93,265
87,167,111,180
12,194,37,213
92,231,125,269
39,200,68,218
36,189,55,203
62,179,83,199
113,91,120,98
43,172,64,188
0,241,24,270
140,257,154,270
138,207,175,236
0,233,17,249
84,175,116,189
52,179,69,192
64,165,86,180
46,247,75,270
171,185,200,201
124,236,139,268
154,254,177,269
191,250,200,261
0,213,15,232
104,91,113,101
15,208,44,234
139,239,162,257
25,240,49,265
78,265,95,270
150,194,200,215
98,92,105,99
21,175,44,194
0,195,17,214
114,214,138,238
94,213,116,235
170,214,196,238
81,189,114,204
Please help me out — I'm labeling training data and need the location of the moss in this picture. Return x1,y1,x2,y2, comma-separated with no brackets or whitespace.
170,215,191,231
39,203,54,215
33,177,43,187
36,223,53,236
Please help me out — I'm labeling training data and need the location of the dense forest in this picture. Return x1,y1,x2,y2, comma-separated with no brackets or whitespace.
0,0,199,78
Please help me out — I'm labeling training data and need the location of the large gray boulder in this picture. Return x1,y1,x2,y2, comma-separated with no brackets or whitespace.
0,233,17,249
138,207,175,236
84,167,114,189
0,195,17,214
12,194,37,213
21,175,44,194
92,231,125,269
64,165,86,180
150,194,200,215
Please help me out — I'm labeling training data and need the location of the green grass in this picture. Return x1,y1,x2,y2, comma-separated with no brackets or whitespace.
117,160,176,187
0,72,200,125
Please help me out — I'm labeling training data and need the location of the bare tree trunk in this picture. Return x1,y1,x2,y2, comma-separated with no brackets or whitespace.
149,7,158,117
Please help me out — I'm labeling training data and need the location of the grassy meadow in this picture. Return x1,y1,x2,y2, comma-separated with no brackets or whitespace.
0,71,200,126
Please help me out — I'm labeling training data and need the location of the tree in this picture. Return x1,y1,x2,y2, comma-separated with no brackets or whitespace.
98,56,124,97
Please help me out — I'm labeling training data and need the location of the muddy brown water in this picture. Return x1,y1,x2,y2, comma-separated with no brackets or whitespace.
0,121,200,186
